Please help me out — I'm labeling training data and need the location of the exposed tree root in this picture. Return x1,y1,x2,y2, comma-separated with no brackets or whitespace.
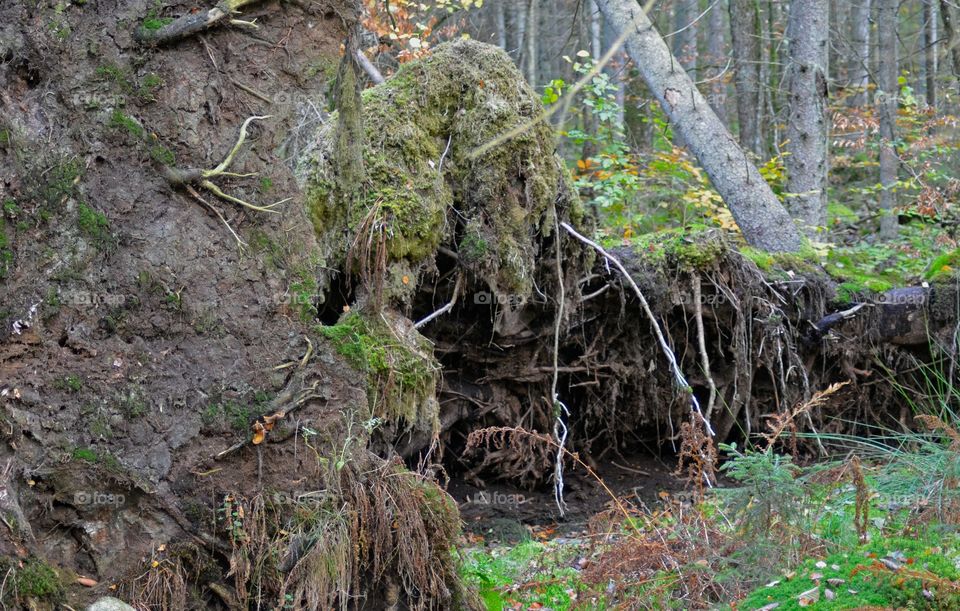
134,0,265,46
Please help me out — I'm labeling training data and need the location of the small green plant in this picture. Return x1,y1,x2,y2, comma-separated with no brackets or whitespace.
2,558,64,603
0,216,12,280
96,63,133,93
108,110,145,138
89,414,113,439
76,202,113,247
551,51,642,231
116,387,147,418
55,375,83,393
71,447,98,462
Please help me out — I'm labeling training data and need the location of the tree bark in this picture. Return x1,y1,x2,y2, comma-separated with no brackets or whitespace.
526,0,539,86
513,1,527,65
847,0,872,106
785,0,829,231
593,0,803,252
494,0,507,50
876,0,899,239
706,0,728,121
672,0,699,78
729,0,764,156
942,0,960,93
923,0,937,108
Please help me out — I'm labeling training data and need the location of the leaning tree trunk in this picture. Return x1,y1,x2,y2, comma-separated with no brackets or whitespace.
729,0,764,156
785,0,829,232
939,0,960,95
847,0,872,106
593,0,804,253
877,0,899,239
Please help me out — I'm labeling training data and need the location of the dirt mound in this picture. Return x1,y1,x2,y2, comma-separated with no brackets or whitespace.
0,1,474,608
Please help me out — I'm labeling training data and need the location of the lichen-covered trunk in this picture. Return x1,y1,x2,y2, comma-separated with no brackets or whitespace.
729,0,764,156
785,0,829,232
877,0,899,239
847,0,872,106
593,0,804,253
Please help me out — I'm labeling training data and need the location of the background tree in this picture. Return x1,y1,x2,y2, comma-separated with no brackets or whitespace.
592,0,804,252
847,0,872,107
876,0,900,239
730,0,764,156
785,0,829,231
940,0,960,92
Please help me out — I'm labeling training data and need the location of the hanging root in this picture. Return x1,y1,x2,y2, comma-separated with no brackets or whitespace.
134,0,265,46
693,275,719,421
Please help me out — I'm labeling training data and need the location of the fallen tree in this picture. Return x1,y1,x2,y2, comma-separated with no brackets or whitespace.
592,0,805,253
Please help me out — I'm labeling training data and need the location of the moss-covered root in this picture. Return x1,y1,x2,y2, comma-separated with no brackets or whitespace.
319,310,440,437
297,39,587,306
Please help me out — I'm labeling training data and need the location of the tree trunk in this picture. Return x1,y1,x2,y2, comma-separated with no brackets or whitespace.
494,0,507,50
942,0,960,93
847,0,872,106
785,0,829,231
526,0,538,86
513,1,526,65
590,0,603,57
877,0,899,239
706,0,728,121
921,1,937,108
730,0,764,156
593,0,804,252
673,0,699,78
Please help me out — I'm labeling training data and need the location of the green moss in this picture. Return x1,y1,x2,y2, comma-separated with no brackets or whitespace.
77,202,113,247
54,375,83,393
0,216,11,280
318,312,439,431
925,249,960,282
108,110,145,139
630,226,725,271
298,40,585,305
71,447,97,462
141,16,173,31
740,245,777,271
150,144,175,166
827,202,860,225
96,63,132,92
5,558,64,602
740,535,960,610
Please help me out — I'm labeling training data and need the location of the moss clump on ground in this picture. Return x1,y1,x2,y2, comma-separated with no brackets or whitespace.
925,248,960,282
296,39,585,305
0,558,64,604
318,311,439,434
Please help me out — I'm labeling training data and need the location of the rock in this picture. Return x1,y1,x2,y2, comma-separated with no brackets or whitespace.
87,597,136,611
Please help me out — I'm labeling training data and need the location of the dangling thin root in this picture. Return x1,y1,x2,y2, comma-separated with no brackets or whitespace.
693,275,719,421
